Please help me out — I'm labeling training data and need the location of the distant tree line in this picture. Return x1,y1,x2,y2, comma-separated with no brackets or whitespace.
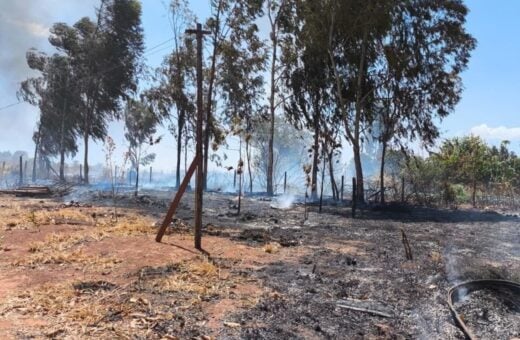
384,136,520,208
18,0,482,202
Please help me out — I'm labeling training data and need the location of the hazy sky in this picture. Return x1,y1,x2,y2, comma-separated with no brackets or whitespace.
0,0,519,171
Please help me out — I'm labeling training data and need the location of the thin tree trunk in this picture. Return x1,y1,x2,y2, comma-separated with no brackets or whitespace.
380,141,387,204
267,10,278,197
134,164,139,197
203,0,223,191
184,124,188,178
319,153,326,213
32,125,40,183
246,138,253,193
353,28,368,203
83,129,89,184
176,111,184,188
238,138,242,215
59,150,65,182
328,150,338,200
311,116,320,200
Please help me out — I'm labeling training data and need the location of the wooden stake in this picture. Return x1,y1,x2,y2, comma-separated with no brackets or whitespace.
149,166,152,183
284,171,287,193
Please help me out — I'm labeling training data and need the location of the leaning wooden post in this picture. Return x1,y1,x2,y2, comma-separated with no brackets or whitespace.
284,171,287,194
341,175,344,202
19,156,23,186
156,155,200,242
352,177,357,218
186,23,210,250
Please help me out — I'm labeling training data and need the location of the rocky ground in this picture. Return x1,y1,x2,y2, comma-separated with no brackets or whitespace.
0,188,518,339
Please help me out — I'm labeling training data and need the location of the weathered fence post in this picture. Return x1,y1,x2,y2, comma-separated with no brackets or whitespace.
233,170,237,189
149,166,152,183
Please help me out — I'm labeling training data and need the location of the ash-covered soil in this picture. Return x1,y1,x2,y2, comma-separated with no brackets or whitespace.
455,287,520,339
0,188,518,339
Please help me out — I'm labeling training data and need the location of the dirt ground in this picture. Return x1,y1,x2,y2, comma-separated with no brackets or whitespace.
0,189,518,339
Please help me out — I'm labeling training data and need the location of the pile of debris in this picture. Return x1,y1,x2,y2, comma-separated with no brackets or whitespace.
0,183,74,197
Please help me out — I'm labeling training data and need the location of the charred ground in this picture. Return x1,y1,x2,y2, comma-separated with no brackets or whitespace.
0,190,518,339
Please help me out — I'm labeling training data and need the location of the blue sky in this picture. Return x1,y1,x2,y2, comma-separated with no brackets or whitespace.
0,0,519,172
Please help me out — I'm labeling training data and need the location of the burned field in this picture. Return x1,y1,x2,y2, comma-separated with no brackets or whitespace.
0,191,519,339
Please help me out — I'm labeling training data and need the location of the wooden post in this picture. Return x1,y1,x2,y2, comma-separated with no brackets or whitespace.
149,166,152,183
233,170,237,189
401,176,405,203
341,175,344,202
284,171,287,194
156,154,200,242
19,156,23,186
186,23,210,250
80,164,83,182
352,177,356,218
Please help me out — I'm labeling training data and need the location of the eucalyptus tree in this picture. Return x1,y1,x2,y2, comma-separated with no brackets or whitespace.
282,0,337,200
376,0,476,203
124,99,160,197
203,0,265,190
145,0,196,188
48,0,144,184
19,51,82,182
218,8,267,193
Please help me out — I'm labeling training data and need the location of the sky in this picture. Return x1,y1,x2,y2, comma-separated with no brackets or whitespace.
0,0,519,172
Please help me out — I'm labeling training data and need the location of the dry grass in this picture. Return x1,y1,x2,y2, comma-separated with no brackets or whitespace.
146,258,222,299
14,247,122,269
263,242,280,254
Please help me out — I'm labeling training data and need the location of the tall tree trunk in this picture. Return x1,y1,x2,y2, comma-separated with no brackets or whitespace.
311,114,320,200
353,142,364,203
328,150,338,200
59,150,65,182
267,15,278,197
203,0,223,191
246,138,253,193
134,164,139,197
352,28,368,203
32,125,40,183
184,124,188,178
379,140,387,204
59,102,66,182
176,111,184,188
83,129,89,184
